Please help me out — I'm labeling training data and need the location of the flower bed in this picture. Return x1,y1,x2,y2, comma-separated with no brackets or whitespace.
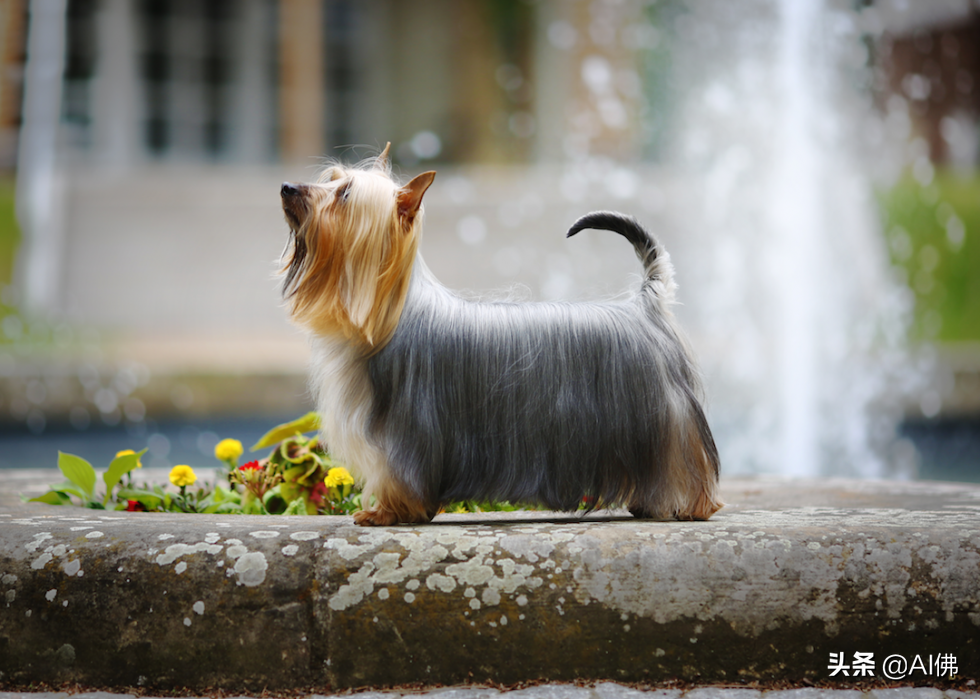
24,413,534,515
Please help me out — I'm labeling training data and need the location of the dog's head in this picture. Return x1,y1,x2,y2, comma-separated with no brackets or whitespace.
280,144,435,349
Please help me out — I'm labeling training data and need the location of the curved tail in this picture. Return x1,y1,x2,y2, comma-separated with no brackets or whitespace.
566,211,676,301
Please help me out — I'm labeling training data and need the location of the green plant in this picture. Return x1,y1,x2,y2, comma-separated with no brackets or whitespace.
24,412,557,516
22,413,356,515
228,412,359,515
0,176,19,289
28,450,147,509
879,170,980,342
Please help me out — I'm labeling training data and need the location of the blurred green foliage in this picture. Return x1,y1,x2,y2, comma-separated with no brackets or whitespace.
0,177,18,288
642,0,682,161
880,171,980,343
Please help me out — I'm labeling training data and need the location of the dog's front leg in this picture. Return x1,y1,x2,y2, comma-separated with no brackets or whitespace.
353,480,438,526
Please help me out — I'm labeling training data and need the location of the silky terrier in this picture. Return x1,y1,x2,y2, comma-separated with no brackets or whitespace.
279,145,722,526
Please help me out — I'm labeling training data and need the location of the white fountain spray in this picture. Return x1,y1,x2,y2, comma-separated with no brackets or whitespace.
656,0,911,477
772,0,823,477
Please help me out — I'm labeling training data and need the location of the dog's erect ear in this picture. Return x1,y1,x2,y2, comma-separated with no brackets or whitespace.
376,142,391,170
397,171,436,228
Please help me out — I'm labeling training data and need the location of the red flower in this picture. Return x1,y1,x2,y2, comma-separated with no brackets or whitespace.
126,500,145,512
309,480,327,505
239,460,262,471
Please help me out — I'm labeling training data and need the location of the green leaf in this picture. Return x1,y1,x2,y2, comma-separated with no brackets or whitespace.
282,464,307,482
251,412,321,451
213,500,244,514
242,497,266,515
26,490,71,506
117,488,164,510
211,484,237,505
49,480,89,502
280,440,310,465
103,449,147,506
279,481,302,503
215,484,241,505
283,497,307,515
58,452,96,500
305,496,320,515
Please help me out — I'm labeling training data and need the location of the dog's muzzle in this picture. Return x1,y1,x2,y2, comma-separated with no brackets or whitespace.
281,182,309,228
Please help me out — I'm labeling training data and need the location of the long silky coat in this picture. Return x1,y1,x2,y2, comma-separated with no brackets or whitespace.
280,151,721,525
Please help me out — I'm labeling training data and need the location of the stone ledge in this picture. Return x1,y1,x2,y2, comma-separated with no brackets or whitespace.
0,685,978,699
0,478,978,691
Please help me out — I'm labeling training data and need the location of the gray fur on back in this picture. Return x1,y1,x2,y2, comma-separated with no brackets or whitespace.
367,213,716,511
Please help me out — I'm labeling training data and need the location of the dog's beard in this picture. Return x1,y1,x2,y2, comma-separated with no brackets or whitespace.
281,230,308,299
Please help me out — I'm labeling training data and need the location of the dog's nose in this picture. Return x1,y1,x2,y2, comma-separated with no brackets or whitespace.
281,182,302,198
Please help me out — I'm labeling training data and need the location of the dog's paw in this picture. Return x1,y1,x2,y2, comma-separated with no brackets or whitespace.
629,505,672,521
353,508,399,526
676,491,724,521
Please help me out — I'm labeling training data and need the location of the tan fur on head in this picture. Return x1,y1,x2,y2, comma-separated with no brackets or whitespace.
280,149,435,351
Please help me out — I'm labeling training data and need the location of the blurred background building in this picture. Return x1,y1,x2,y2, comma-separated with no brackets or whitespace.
0,0,978,480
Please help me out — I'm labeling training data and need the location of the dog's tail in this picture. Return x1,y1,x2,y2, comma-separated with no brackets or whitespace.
566,211,676,304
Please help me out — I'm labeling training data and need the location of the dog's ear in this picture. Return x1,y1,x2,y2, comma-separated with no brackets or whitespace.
375,142,391,170
397,171,436,228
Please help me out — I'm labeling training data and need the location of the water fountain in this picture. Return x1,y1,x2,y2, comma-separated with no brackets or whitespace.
659,0,920,477
526,0,920,478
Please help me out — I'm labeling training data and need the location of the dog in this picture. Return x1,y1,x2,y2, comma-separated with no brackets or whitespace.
279,145,722,526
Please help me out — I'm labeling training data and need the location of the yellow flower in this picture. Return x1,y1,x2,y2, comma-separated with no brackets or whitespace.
169,465,197,487
214,438,243,463
324,467,354,488
115,449,142,468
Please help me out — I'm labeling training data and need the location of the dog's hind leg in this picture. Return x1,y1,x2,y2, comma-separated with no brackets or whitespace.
630,395,723,522
673,425,724,521
628,475,721,522
675,482,723,521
